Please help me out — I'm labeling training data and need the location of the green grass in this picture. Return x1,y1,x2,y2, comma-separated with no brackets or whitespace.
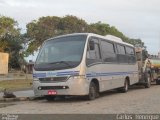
0,79,32,91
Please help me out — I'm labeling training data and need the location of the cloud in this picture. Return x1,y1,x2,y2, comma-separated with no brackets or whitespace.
0,0,160,54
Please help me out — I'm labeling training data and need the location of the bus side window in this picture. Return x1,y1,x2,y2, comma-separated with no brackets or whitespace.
101,40,117,63
89,41,95,50
126,46,136,64
87,38,101,65
117,44,128,63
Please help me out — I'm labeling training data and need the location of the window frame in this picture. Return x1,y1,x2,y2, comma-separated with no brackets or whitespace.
86,37,102,66
100,39,117,63
125,46,136,64
86,35,137,66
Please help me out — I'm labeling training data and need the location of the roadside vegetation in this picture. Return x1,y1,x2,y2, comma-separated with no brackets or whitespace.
0,79,32,91
0,15,145,70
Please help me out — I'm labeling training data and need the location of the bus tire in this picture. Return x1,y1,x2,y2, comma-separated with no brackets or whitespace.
156,79,160,85
45,96,56,101
87,82,97,100
121,79,129,93
144,73,151,88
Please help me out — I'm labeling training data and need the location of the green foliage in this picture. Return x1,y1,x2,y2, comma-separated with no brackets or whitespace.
88,22,144,46
59,15,89,33
0,16,19,37
7,35,23,68
0,16,19,51
0,15,145,69
129,38,144,46
88,22,133,44
25,15,144,55
0,16,23,69
26,16,61,53
26,15,89,53
89,21,110,35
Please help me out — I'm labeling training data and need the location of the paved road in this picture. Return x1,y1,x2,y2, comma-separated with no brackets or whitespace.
0,84,160,114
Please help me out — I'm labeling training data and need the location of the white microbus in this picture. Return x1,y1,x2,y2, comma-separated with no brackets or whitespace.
33,33,139,100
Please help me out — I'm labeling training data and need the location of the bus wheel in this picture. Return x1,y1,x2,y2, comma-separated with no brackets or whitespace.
121,79,129,93
144,73,151,88
87,82,97,100
45,96,56,101
156,78,160,85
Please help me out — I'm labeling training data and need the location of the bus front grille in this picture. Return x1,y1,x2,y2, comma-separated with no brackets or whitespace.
39,77,68,83
38,86,69,90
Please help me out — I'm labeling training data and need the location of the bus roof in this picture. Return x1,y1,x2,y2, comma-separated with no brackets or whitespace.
46,33,134,47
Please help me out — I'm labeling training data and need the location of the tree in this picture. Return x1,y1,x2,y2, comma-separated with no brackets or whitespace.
26,15,145,55
129,38,144,46
7,35,23,68
26,15,89,54
0,16,19,51
59,15,88,34
26,16,61,54
89,21,110,35
89,22,144,46
88,22,131,43
0,16,23,69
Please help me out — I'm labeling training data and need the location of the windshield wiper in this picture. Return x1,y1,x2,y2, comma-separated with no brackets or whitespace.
49,61,72,67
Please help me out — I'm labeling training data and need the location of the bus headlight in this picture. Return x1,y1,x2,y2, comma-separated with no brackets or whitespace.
33,78,39,81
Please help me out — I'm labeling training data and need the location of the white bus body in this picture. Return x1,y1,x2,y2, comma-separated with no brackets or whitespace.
33,33,139,100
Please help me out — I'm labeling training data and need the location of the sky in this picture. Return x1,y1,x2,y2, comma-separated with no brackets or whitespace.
0,0,160,59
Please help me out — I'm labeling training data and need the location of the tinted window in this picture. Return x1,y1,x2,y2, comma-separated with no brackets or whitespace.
117,44,126,54
126,46,136,63
116,44,128,63
101,40,117,62
126,47,135,55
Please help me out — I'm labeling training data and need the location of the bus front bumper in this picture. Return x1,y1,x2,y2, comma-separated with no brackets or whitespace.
33,78,89,97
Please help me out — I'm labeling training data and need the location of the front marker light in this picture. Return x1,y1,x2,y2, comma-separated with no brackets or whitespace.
63,86,66,89
33,78,39,81
38,87,42,90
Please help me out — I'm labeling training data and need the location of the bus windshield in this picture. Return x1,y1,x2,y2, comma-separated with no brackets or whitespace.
34,35,87,71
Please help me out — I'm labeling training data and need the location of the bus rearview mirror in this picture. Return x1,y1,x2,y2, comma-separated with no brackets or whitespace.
89,41,95,50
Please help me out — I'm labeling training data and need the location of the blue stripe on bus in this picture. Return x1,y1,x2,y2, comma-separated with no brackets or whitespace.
33,71,138,78
57,71,79,74
86,71,138,78
33,73,46,78
57,71,79,75
33,71,80,78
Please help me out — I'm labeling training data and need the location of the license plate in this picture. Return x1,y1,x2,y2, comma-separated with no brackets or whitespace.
48,90,57,95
